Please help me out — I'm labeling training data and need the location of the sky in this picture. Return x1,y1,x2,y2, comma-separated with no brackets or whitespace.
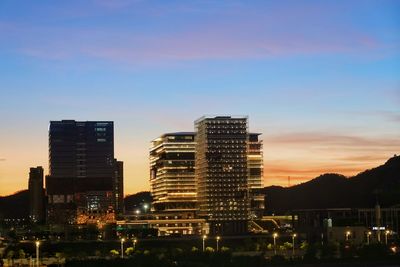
0,0,399,196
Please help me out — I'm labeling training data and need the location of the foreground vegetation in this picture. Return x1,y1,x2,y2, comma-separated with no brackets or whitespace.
2,238,399,267
65,247,400,267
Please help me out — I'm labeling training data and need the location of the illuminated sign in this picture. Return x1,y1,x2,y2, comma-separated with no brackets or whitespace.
372,227,386,230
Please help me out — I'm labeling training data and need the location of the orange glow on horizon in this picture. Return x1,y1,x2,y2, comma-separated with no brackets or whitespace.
0,154,396,196
0,127,398,196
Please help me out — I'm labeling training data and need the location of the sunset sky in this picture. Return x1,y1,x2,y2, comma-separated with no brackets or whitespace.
0,0,399,196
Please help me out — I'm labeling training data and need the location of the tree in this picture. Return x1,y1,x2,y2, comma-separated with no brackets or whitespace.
55,252,65,267
220,246,230,252
18,249,26,259
300,241,309,250
205,247,215,253
125,247,134,256
283,242,293,250
110,249,119,257
6,250,15,266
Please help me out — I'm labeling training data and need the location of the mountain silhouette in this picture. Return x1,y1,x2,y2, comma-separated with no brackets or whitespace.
262,155,400,214
1,155,399,218
0,190,29,219
124,191,152,212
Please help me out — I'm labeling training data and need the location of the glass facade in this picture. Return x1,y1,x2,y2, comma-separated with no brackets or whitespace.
150,132,197,214
248,133,265,218
195,116,250,234
46,120,118,224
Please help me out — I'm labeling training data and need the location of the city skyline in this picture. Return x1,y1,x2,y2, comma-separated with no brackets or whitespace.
1,0,400,196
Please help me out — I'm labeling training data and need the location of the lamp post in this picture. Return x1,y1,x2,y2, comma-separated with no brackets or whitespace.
345,231,351,241
385,230,390,245
292,233,297,256
133,238,137,250
273,233,278,255
143,203,149,213
202,235,207,252
35,241,40,267
216,236,221,251
367,231,372,245
120,238,125,258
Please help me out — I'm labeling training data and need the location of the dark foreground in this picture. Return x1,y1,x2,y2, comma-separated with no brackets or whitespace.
65,253,400,267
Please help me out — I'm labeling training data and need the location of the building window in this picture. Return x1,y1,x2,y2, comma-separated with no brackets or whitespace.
95,127,107,132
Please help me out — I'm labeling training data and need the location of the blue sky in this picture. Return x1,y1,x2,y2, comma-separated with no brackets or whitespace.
0,0,399,195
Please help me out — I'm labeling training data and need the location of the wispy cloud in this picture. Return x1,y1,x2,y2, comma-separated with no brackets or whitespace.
91,0,144,9
0,2,394,64
267,132,400,148
345,108,400,124
14,25,383,63
376,110,400,123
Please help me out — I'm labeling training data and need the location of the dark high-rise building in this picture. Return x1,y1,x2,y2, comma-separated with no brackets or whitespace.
113,160,124,215
195,116,250,235
28,166,45,223
46,120,116,224
150,132,196,214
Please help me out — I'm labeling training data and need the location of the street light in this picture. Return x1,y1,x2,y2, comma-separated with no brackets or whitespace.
120,238,125,259
367,231,372,245
292,233,297,256
273,233,278,255
216,236,221,251
143,203,149,213
35,241,40,267
202,235,207,252
133,238,137,250
385,230,390,245
345,231,351,241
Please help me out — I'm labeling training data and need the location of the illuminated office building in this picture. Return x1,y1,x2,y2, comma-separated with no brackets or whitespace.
150,132,197,215
195,116,250,235
149,132,200,235
248,133,265,218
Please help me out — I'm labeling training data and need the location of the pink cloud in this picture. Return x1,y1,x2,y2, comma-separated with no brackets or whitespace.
0,2,390,64
266,132,400,148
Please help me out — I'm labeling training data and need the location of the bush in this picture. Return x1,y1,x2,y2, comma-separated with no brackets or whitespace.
205,247,214,253
220,246,230,252
125,247,134,256
109,249,119,257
